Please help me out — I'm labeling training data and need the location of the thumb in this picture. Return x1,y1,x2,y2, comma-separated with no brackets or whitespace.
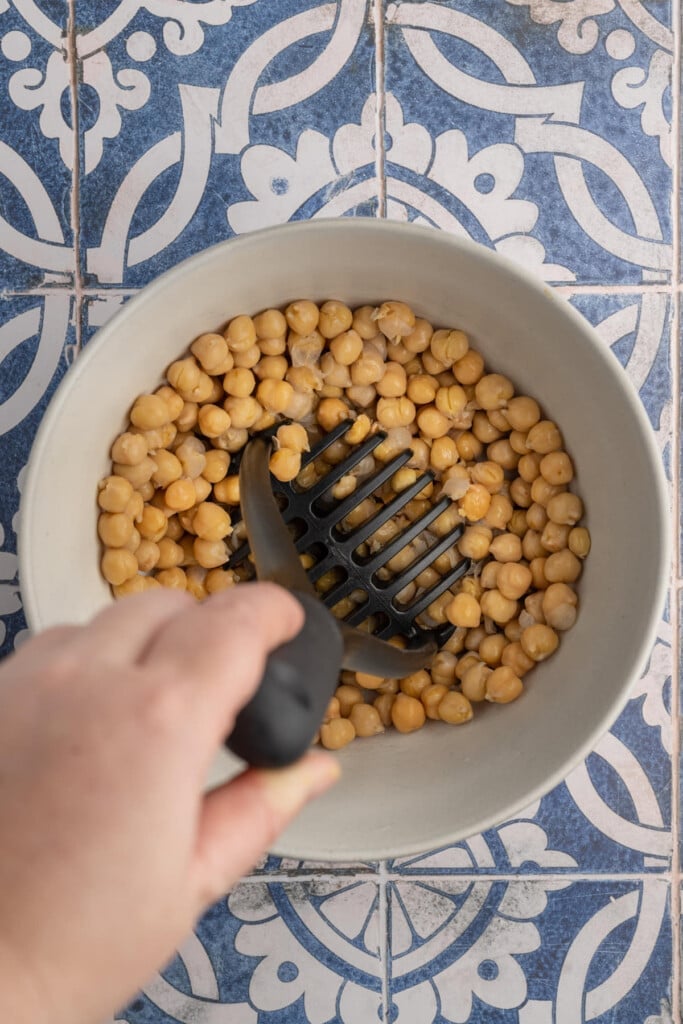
192,752,341,903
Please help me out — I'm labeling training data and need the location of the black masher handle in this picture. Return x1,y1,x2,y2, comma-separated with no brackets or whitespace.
226,591,344,768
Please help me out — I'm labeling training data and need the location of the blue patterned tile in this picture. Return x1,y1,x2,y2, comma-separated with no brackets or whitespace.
387,878,671,1023
0,3,74,290
384,1,672,284
75,1,378,287
0,291,76,657
120,878,383,1023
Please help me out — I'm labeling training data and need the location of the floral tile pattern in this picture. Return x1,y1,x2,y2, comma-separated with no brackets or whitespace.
0,1,679,1022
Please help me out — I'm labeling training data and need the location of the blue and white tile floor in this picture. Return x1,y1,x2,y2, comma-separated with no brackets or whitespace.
0,1,680,1020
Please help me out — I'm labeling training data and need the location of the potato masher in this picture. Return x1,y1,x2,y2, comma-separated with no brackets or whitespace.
225,421,471,768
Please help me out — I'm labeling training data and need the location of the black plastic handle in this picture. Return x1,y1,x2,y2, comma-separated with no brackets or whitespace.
226,591,344,768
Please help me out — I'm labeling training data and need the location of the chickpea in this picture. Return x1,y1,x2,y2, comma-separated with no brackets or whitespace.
224,367,255,398
253,378,291,415
479,633,506,667
156,567,188,590
258,336,286,357
138,505,168,542
480,589,518,625
98,475,134,514
175,439,206,480
545,492,583,527
447,592,481,628
426,436,456,472
377,396,416,429
509,510,528,537
192,537,228,569
406,374,437,406
458,525,492,560
483,494,513,531
526,420,562,454
509,477,532,509
504,395,539,432
423,592,451,625
250,308,285,341
401,317,432,354
320,718,355,750
458,483,491,522
541,521,571,553
497,562,533,601
391,693,425,733
130,394,172,431
522,530,545,561
430,329,468,367
480,561,501,590
212,426,248,453
165,478,197,512
192,502,232,542
113,575,160,599
331,683,364,720
222,396,261,429
455,432,483,462
487,439,519,471
196,404,230,439
434,384,467,420
521,623,559,661
254,354,290,382
223,314,256,353
190,333,228,373
544,548,582,584
376,362,407,398
97,512,134,548
486,666,523,704
111,432,147,466
347,702,383,737
343,414,371,445
438,691,473,724
471,461,504,494
202,449,230,484
517,453,542,483
461,660,492,702
101,548,138,586
472,412,501,445
149,450,181,489
525,500,548,532
454,652,480,682
176,401,198,432
449,350,480,387
569,526,591,559
489,532,523,562
473,373,513,411
374,301,415,341
501,641,534,676
523,591,545,624
155,537,183,570
542,582,578,631
270,448,302,483
155,385,185,421
368,693,392,728
317,397,351,432
165,516,184,541
529,557,549,590
426,652,455,689
529,477,562,508
539,451,574,486
508,430,530,456
395,670,430,701
124,491,144,523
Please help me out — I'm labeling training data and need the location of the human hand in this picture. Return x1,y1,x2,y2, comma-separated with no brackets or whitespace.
0,583,339,1024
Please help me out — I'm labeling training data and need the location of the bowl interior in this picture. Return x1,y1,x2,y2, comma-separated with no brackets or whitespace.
20,221,668,860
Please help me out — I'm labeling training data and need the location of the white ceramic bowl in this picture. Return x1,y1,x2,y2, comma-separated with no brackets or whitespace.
20,220,669,861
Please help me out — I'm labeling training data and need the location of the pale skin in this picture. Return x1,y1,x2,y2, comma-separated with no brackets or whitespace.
0,583,340,1024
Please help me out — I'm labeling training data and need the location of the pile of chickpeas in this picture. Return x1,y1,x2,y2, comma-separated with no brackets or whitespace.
98,299,590,750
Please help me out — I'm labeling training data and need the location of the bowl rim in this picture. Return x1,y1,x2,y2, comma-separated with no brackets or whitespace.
19,219,671,858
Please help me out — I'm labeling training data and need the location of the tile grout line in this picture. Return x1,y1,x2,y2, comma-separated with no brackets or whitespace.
669,0,681,1014
244,870,673,883
65,0,84,354
377,859,390,1023
372,0,387,217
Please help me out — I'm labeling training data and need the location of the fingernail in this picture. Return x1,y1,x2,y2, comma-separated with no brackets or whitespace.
260,752,341,818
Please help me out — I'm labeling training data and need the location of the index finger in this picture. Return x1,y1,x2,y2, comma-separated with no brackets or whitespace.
139,582,304,736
